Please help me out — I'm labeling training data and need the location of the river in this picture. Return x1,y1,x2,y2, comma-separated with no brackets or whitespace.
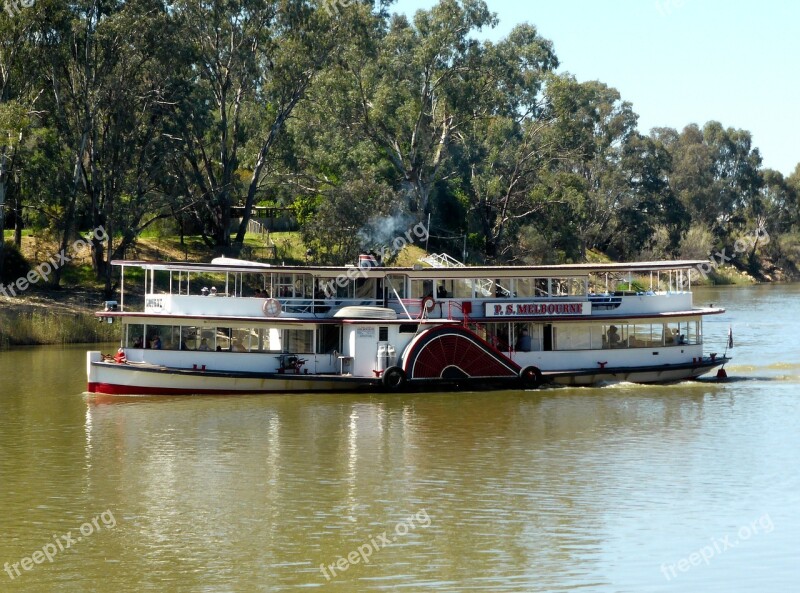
1,283,798,592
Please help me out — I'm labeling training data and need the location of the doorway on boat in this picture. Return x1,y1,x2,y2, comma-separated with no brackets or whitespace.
543,323,553,351
317,324,342,354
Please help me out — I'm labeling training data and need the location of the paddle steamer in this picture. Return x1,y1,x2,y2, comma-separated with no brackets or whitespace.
87,256,729,395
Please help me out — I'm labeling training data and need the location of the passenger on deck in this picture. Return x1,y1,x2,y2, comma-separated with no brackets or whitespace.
231,338,246,352
516,329,532,352
198,338,211,351
437,283,448,299
150,335,162,350
607,325,621,348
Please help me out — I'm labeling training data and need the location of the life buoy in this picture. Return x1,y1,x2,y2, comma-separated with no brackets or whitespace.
262,298,282,316
519,366,542,388
382,366,406,390
420,296,436,314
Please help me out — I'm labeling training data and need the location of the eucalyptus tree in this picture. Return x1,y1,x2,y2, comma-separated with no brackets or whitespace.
32,0,189,292
456,25,560,260
338,0,522,220
666,122,762,238
539,77,639,260
170,0,358,250
0,6,39,276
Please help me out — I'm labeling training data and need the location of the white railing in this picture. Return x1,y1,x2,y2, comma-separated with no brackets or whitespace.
417,253,498,297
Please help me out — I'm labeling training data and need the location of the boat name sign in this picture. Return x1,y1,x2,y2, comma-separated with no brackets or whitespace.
485,301,589,317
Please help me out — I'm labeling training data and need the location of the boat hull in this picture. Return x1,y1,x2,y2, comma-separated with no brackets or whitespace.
546,357,729,386
87,352,729,395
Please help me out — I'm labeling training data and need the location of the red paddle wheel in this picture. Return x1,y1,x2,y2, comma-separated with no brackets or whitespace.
401,325,521,380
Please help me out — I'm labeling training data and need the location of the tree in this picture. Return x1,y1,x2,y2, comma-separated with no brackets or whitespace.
171,0,355,251
341,1,558,220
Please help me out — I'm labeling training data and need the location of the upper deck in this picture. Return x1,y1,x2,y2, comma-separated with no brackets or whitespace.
108,258,720,323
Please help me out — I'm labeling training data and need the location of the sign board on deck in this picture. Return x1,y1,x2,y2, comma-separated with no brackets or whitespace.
485,301,589,317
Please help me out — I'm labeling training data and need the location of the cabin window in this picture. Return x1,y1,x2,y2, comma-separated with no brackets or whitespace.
163,326,182,350
512,322,541,351
385,275,407,299
230,328,252,352
355,278,376,301
551,279,570,297
254,328,281,352
284,329,314,353
514,278,535,298
534,278,549,297
628,324,662,348
452,278,474,298
554,324,593,350
602,323,628,349
379,327,389,341
484,322,511,351
492,279,511,297
569,278,587,296
126,324,145,348
411,279,434,299
399,324,419,333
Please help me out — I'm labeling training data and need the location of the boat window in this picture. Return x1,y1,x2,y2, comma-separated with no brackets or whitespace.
534,278,549,296
385,275,407,299
215,327,233,351
514,278,535,298
355,278,376,301
687,320,700,344
629,324,660,348
378,327,389,341
163,326,182,350
399,324,419,333
254,328,281,352
551,279,569,297
602,323,628,349
569,278,587,296
284,329,314,353
452,278,474,298
231,328,252,352
553,324,593,350
484,322,511,351
126,324,145,348
512,322,541,351
410,279,433,299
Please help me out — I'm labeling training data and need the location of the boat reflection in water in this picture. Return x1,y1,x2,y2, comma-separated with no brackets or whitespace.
82,382,739,591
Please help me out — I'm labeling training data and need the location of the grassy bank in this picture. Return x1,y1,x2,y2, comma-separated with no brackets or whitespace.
0,292,118,349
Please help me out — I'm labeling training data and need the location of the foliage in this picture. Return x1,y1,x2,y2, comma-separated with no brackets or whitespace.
0,0,798,285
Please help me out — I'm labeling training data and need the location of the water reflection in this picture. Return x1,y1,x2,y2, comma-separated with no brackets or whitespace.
79,382,762,592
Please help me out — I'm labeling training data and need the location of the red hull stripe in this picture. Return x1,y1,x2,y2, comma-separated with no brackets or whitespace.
87,382,318,396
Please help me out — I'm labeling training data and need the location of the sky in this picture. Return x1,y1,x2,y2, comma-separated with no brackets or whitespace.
392,0,800,176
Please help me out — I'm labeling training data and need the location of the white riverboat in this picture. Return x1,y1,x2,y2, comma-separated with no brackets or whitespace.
86,256,730,395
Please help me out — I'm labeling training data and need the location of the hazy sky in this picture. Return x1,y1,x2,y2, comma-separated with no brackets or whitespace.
392,0,799,175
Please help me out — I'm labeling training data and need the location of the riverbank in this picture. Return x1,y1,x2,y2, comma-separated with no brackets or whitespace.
0,289,117,349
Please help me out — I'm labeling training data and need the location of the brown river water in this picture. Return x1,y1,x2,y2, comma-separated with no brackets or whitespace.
1,283,799,592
